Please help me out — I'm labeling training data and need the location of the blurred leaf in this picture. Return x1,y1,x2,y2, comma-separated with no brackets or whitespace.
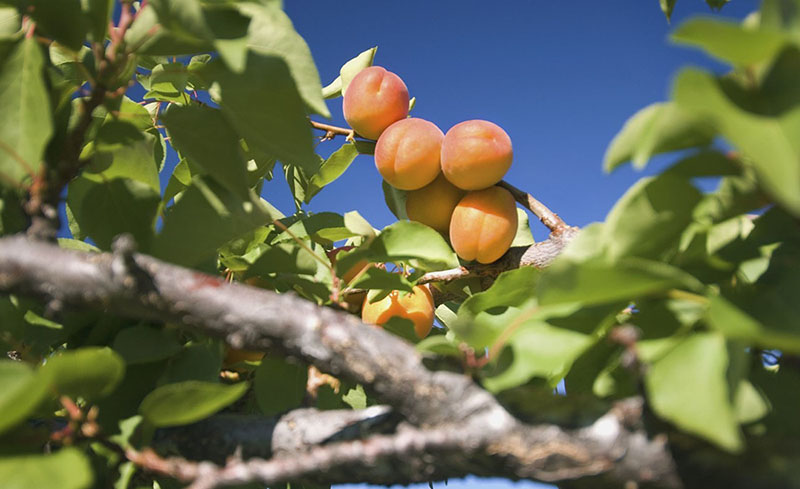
0,6,20,36
305,143,360,203
274,212,356,245
140,380,249,427
161,342,223,384
604,174,702,261
343,211,376,238
603,102,714,172
86,121,160,192
162,105,250,198
154,177,277,267
245,243,319,277
204,53,319,174
453,267,541,348
42,347,125,400
660,0,676,21
672,17,787,66
349,266,414,292
66,177,160,251
674,68,800,215
645,332,743,452
254,356,307,416
23,0,87,50
0,187,26,235
237,2,329,117
707,294,800,353
0,39,52,186
112,325,182,365
734,379,769,424
0,360,50,436
416,335,461,357
0,448,92,489
664,150,741,178
84,0,114,42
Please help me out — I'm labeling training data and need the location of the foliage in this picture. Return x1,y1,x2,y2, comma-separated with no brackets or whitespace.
0,0,797,488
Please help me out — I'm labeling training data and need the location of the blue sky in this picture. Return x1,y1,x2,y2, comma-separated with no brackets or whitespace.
276,2,754,489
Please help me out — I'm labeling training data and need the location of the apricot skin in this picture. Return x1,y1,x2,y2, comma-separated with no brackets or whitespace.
441,120,513,190
405,173,466,234
343,66,409,140
450,187,518,264
375,118,444,190
361,285,435,339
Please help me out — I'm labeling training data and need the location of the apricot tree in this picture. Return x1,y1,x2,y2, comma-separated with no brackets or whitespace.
0,1,799,489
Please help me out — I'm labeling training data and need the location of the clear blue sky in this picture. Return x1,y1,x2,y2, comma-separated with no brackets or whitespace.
276,2,754,489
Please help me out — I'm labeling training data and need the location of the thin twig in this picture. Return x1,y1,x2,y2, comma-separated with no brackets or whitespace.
497,180,568,234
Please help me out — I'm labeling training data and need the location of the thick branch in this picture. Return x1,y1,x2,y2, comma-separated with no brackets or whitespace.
0,235,680,488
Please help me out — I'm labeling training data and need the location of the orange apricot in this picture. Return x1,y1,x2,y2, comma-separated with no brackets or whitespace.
405,173,466,234
361,285,434,339
342,66,409,140
374,118,444,190
449,187,518,264
440,120,513,190
327,246,370,285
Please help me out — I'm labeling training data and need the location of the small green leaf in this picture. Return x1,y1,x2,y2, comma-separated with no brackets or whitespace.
254,356,307,416
0,448,93,489
511,209,535,247
603,102,714,172
140,380,249,427
305,143,360,203
339,46,377,96
0,38,53,186
84,0,114,42
0,360,50,436
342,385,367,410
245,243,319,277
349,266,414,292
274,212,357,245
706,295,800,353
24,0,87,50
161,342,223,384
112,325,182,365
645,332,743,452
41,347,125,400
382,180,408,220
343,210,376,238
672,17,787,66
659,0,676,21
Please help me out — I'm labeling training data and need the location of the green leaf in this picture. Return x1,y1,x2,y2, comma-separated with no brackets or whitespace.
349,266,414,292
254,356,307,416
706,295,800,353
672,17,787,66
604,174,702,261
734,379,769,424
41,347,126,400
645,332,743,452
244,243,319,277
339,46,378,96
153,177,277,267
674,68,800,216
305,143,360,203
538,255,702,307
86,120,160,192
204,54,319,174
511,209,535,247
659,0,676,21
162,105,250,198
112,325,182,365
0,448,93,489
0,186,26,235
273,212,356,245
66,177,160,251
146,62,189,97
342,385,367,410
84,0,114,42
23,0,87,50
453,267,541,348
343,210,376,238
382,180,408,220
0,39,52,186
237,2,329,117
603,102,714,172
0,360,50,436
161,342,223,384
140,380,249,427
0,6,20,36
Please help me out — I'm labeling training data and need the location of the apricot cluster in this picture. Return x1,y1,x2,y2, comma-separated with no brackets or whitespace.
341,65,520,338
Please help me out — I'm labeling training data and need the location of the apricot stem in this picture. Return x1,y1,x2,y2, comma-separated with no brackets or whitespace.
496,180,568,234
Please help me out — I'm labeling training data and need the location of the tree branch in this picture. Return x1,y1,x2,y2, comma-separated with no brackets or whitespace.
0,234,681,488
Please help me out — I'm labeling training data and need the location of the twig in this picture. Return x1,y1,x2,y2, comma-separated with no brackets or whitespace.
497,180,568,234
309,120,358,140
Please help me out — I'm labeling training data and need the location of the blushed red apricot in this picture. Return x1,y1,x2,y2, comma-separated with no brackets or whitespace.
343,66,409,140
374,118,444,190
361,285,435,339
450,187,518,264
405,173,466,234
441,120,513,190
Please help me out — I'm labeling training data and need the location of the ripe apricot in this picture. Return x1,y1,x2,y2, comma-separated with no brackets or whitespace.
361,285,435,339
343,66,409,140
441,120,513,190
450,187,518,264
405,173,465,234
374,118,444,190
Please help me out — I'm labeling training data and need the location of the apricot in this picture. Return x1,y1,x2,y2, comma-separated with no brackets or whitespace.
405,173,465,234
450,187,518,264
441,120,513,190
374,118,444,190
327,246,370,285
361,285,434,339
343,66,409,140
